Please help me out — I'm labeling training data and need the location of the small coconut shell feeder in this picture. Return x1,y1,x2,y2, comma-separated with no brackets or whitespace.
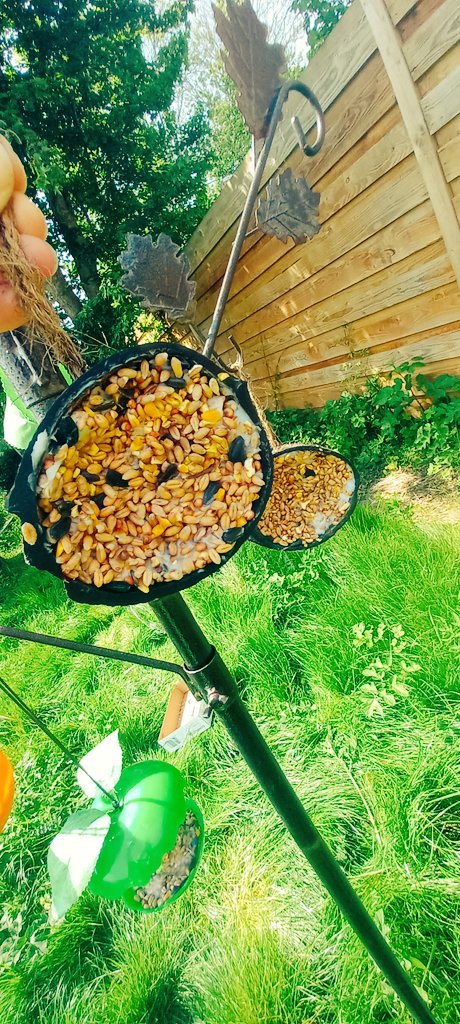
252,444,358,552
0,3,440,1018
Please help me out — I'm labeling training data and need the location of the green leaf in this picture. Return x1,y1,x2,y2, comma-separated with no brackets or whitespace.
363,666,383,680
77,730,122,798
391,680,410,697
48,809,111,923
368,698,385,718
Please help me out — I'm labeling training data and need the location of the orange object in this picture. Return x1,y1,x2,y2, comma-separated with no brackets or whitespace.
0,750,15,832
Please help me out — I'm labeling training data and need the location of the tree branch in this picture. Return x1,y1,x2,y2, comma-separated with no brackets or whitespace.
48,190,100,299
46,266,83,321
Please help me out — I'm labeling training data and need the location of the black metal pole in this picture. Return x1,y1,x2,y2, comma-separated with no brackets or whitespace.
0,625,190,684
153,593,439,1024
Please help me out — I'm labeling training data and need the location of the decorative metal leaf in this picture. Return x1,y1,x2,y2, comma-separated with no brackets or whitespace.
256,168,321,244
119,233,196,321
213,0,285,139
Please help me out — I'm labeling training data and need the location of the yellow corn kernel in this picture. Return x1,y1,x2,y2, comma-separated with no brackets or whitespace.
171,356,183,377
202,408,222,425
152,518,171,537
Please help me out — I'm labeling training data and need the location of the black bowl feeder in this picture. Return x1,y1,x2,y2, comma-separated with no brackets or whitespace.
8,342,274,606
251,443,359,552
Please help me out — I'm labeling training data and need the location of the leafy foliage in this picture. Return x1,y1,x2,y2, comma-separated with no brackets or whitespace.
291,0,352,54
208,77,251,184
0,0,212,355
269,360,460,483
0,490,21,557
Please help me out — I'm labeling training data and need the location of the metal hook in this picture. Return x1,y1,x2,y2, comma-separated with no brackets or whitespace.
203,79,325,359
284,81,326,157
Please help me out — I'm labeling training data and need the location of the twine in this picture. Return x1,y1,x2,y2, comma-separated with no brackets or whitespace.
0,204,84,376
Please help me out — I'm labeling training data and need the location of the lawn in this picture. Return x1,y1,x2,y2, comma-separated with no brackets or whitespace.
0,499,459,1024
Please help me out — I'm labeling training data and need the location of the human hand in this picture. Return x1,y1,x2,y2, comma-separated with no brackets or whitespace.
0,136,57,332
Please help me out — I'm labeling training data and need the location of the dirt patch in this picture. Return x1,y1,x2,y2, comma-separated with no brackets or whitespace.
370,467,460,527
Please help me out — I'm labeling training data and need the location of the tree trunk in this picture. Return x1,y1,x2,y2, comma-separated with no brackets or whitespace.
48,189,101,299
46,266,83,321
0,329,67,420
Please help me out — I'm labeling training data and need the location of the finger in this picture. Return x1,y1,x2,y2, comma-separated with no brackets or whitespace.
0,136,27,193
0,275,28,332
0,144,15,212
11,191,47,240
0,236,58,332
19,234,58,277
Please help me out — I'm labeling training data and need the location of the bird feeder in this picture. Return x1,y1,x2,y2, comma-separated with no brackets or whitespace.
252,444,358,551
88,761,204,913
0,1,439,1018
8,342,274,606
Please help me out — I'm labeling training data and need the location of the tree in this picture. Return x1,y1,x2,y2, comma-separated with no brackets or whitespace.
0,0,212,353
291,0,351,55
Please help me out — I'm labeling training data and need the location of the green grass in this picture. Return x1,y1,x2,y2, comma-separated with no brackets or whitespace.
0,502,459,1024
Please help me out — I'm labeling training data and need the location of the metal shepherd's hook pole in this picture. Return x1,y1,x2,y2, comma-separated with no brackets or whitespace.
152,595,438,1024
167,84,438,1024
203,81,325,359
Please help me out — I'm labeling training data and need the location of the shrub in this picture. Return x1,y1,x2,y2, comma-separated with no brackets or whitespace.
268,359,460,484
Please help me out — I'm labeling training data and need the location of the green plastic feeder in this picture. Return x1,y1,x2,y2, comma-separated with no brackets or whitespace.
123,797,204,913
88,761,202,908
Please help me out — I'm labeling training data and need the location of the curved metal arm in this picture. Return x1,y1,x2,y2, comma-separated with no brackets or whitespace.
203,80,325,359
268,80,325,157
0,625,190,683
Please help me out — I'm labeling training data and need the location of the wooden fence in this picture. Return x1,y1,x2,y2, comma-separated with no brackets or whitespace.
184,0,460,408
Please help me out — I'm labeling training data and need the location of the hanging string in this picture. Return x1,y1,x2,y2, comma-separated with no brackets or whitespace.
0,673,121,810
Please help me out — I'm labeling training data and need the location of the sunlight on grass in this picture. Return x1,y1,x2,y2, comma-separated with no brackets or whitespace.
0,503,459,1023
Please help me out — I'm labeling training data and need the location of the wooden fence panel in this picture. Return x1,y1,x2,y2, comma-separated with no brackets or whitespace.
185,0,460,408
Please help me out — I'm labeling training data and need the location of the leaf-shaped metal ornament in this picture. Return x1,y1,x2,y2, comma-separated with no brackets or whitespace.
119,233,196,322
213,0,285,139
256,168,321,244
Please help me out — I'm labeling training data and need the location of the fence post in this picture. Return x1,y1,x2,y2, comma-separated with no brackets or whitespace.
360,0,460,289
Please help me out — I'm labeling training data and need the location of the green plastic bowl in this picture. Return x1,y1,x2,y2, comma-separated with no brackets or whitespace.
122,798,204,913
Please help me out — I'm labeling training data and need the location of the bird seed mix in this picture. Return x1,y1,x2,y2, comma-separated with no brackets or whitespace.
34,353,265,592
257,448,355,547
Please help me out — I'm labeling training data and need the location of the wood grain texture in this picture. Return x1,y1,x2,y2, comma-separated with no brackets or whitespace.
402,0,460,80
230,241,454,366
421,66,460,134
216,157,429,347
195,55,397,310
272,330,460,407
185,0,460,408
361,0,460,287
247,283,460,383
